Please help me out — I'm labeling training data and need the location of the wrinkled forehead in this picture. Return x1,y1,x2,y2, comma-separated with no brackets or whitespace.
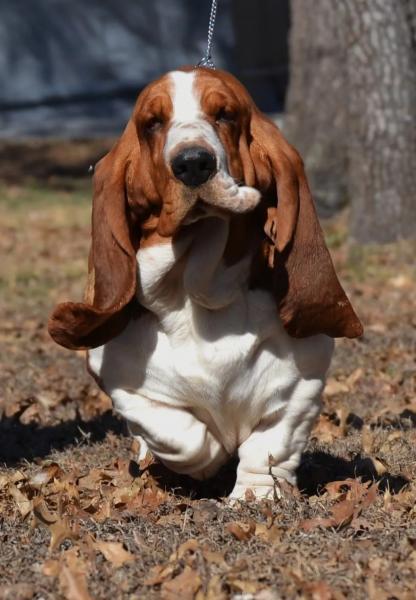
135,68,247,121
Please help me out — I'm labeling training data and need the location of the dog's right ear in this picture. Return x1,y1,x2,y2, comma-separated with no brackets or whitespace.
48,121,144,350
247,110,363,339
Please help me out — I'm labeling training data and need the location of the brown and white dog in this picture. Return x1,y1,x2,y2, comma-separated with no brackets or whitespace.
49,67,362,499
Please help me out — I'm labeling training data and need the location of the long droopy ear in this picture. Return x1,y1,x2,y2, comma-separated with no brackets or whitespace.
248,110,363,339
48,121,141,350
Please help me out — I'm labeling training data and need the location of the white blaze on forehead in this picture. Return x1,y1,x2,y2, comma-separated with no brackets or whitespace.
170,71,200,122
165,70,226,169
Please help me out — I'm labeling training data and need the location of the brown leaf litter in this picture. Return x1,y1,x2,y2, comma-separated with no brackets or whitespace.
1,186,416,598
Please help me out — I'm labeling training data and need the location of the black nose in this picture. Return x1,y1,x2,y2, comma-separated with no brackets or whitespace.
171,146,216,187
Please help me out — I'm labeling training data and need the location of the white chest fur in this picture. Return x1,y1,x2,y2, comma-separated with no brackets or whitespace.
88,217,334,495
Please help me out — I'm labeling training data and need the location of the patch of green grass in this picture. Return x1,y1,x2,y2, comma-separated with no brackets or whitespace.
0,180,91,211
324,227,348,249
347,241,416,283
0,182,91,307
2,270,55,301
0,182,92,230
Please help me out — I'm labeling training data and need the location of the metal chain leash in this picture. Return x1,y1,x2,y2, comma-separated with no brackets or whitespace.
197,0,218,69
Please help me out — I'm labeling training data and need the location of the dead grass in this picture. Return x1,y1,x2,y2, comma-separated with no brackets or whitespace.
0,182,415,600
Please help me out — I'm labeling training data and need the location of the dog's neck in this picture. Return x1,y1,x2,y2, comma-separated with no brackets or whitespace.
136,217,254,327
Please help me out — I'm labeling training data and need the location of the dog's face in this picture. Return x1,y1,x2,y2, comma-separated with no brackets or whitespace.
131,68,262,234
48,67,363,351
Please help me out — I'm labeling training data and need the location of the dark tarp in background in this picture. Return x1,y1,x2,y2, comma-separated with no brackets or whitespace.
232,0,289,113
0,0,289,138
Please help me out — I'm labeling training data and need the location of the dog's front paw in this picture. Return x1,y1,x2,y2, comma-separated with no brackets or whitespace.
228,483,279,505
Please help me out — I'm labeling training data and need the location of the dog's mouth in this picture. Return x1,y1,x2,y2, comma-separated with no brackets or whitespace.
158,171,261,237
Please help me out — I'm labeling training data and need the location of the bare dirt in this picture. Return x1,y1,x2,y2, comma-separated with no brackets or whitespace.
0,179,415,600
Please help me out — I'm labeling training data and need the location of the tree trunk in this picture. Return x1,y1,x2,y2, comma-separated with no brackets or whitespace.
284,1,348,216
286,0,416,242
344,0,416,243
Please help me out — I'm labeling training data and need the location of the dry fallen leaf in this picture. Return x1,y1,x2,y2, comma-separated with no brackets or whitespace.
111,479,143,507
361,483,379,509
49,518,78,552
172,538,199,561
302,580,346,600
145,538,201,589
227,578,263,595
33,498,58,525
368,556,388,574
94,540,135,568
362,425,376,455
135,486,167,512
29,462,61,489
226,520,255,541
201,548,228,568
366,323,387,333
44,548,93,600
0,583,35,600
201,575,227,600
312,414,344,443
139,451,155,470
335,406,349,436
324,378,349,397
346,367,364,388
328,498,356,528
77,468,112,491
59,563,92,600
0,474,10,490
157,512,184,526
324,479,357,500
130,438,140,454
300,480,379,531
255,522,282,544
255,590,282,600
244,487,257,501
9,471,27,484
42,558,61,577
389,274,412,289
161,566,201,600
8,484,33,518
144,563,176,586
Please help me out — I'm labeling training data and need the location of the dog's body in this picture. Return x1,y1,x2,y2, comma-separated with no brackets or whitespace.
49,68,362,499
88,218,333,498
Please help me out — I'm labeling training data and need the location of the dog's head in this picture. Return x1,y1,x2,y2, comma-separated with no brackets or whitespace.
49,67,362,350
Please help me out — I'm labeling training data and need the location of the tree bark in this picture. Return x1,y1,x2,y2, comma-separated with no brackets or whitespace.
284,1,348,216
344,0,416,243
286,0,416,242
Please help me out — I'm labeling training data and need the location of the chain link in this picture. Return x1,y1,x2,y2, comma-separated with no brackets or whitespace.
197,0,218,69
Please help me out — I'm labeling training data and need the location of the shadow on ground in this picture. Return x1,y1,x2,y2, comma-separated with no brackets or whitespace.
0,410,126,465
297,450,408,496
1,412,409,499
143,449,409,500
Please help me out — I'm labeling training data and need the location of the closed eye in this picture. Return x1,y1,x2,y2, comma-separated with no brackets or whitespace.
215,107,237,124
145,116,164,132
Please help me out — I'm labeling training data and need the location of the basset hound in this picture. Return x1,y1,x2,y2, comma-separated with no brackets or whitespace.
49,67,362,500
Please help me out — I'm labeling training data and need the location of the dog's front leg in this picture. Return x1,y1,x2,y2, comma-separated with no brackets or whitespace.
113,391,229,480
229,378,324,501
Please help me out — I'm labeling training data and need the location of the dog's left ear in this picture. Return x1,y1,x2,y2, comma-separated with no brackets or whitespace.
48,121,144,350
245,109,363,339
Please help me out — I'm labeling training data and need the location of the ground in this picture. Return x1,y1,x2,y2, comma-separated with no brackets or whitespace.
0,168,415,600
